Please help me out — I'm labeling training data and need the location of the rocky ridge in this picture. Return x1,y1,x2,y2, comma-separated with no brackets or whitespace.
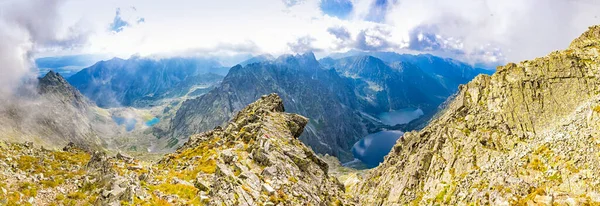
38,71,91,111
0,94,350,205
352,25,600,205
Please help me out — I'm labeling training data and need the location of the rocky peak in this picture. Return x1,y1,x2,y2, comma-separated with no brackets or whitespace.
569,25,600,49
275,51,319,69
156,93,348,205
38,70,90,109
38,71,69,91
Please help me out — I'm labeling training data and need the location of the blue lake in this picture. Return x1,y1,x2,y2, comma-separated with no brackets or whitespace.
350,108,424,167
378,108,424,126
352,130,404,168
146,117,160,126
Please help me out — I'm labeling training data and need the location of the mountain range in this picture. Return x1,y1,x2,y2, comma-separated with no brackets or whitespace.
67,57,227,107
0,47,493,196
43,51,490,163
166,52,491,161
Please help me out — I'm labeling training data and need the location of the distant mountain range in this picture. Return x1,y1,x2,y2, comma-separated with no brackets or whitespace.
325,51,495,91
165,52,493,161
33,51,492,161
67,57,227,107
35,54,109,78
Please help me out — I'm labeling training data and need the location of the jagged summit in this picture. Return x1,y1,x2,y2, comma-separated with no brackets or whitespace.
570,25,600,49
39,70,70,91
38,71,90,109
275,51,320,68
352,25,600,205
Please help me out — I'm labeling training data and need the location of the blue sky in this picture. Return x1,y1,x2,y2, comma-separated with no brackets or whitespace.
320,0,354,19
1,0,600,92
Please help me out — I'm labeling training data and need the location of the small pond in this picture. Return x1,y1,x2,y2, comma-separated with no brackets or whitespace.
378,108,424,126
145,117,160,126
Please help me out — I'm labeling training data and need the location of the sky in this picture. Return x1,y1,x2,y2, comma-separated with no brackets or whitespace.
1,0,600,92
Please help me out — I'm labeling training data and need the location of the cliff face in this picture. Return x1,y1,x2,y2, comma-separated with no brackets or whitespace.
353,26,600,205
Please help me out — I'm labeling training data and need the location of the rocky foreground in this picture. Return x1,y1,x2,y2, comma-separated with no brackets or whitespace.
351,26,600,205
0,94,349,205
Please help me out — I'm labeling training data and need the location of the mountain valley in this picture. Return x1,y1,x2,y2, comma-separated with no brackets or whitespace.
166,52,490,162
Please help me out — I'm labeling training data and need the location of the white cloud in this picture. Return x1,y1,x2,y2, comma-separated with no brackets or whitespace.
5,0,600,76
55,0,340,58
384,0,600,63
0,0,84,94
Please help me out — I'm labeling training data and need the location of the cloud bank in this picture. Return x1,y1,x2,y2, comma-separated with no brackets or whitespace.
0,0,87,94
379,0,600,64
4,0,600,80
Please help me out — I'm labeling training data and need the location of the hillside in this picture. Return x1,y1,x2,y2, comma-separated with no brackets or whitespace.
0,71,122,151
351,25,600,205
0,94,350,205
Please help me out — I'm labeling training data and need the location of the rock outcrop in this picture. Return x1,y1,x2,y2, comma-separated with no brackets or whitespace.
157,94,349,205
353,25,600,205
